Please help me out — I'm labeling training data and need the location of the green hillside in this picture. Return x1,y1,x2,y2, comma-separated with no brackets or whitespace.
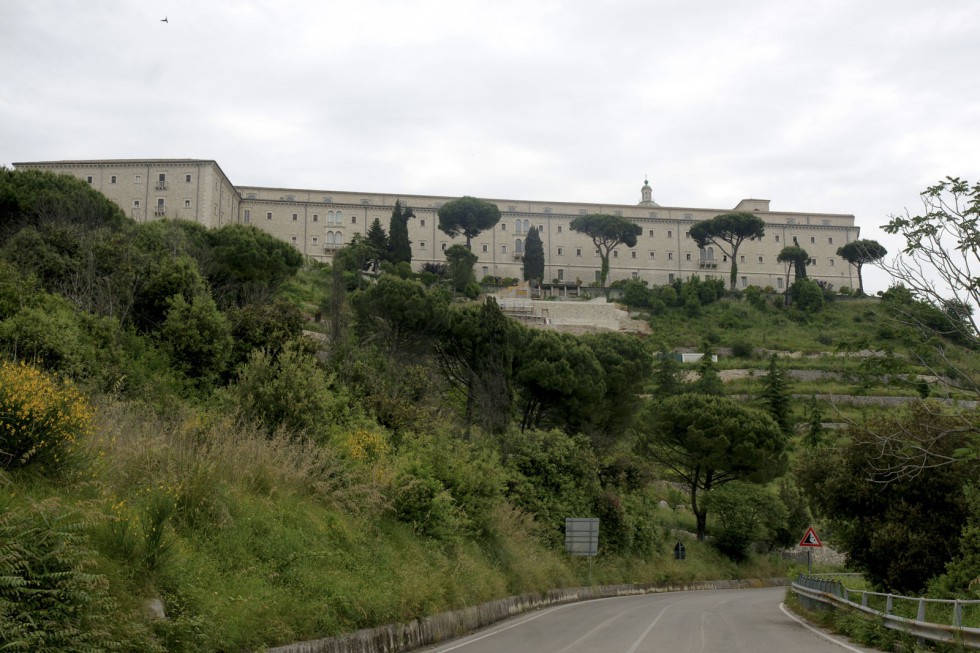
1,168,978,651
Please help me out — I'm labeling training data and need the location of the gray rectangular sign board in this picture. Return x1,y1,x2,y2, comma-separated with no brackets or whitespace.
565,517,599,557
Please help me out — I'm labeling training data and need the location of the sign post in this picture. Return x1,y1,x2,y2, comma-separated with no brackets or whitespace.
799,526,823,575
565,518,599,585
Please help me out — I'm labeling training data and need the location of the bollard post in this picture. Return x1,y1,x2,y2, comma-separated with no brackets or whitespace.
954,600,962,628
885,594,893,615
917,598,926,622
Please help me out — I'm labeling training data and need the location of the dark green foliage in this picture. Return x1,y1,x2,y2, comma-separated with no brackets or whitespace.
513,330,604,433
366,218,388,261
444,244,478,293
435,298,519,435
437,196,501,250
689,212,766,289
636,393,787,540
797,403,980,592
387,200,415,265
156,293,233,384
500,428,601,545
743,285,767,311
928,484,980,597
704,481,788,560
691,346,724,396
730,339,754,358
790,278,825,313
131,253,208,332
621,279,651,308
225,298,306,370
205,224,304,307
760,355,792,433
568,214,641,288
652,347,683,397
351,275,448,356
777,246,810,301
522,227,544,282
836,239,887,294
578,332,652,445
0,167,128,242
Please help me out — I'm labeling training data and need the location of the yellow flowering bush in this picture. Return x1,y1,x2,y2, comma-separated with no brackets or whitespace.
0,360,94,472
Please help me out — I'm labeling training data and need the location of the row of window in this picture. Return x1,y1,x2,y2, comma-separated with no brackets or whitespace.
242,209,352,225
131,199,194,211
88,173,194,186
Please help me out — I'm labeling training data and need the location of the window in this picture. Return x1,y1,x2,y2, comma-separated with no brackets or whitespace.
538,225,544,232
740,255,746,263
667,230,672,238
822,220,831,226
685,231,691,239
809,258,817,266
632,271,639,280
595,270,602,282
683,213,693,219
292,213,298,221
501,244,507,253
420,241,426,248
351,216,356,224
313,214,318,222
830,258,835,266
758,256,764,263
507,206,516,213
312,236,318,245
668,252,674,260
184,200,191,209
420,219,426,227
614,210,622,217
246,192,256,199
649,251,655,258
613,250,619,258
243,209,250,223
594,249,600,257
335,233,343,246
557,247,564,256
557,225,563,233
741,276,748,288
482,244,488,253
157,173,166,189
576,248,582,257
482,266,489,278
441,243,447,251
185,174,192,183
631,251,637,259
810,236,816,244
557,269,564,281
685,253,692,261
327,232,335,245
787,218,796,225
86,176,93,184
649,229,655,237
777,278,784,289
828,237,834,244
323,196,332,203
133,200,141,209
135,175,142,184
544,207,552,215
515,239,524,254
501,223,506,231
291,236,297,244
266,212,273,220
668,273,675,283
775,235,780,242
110,175,117,184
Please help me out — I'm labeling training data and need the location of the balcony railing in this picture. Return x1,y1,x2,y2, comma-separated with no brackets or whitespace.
153,206,166,215
698,261,718,269
513,252,524,260
155,182,168,190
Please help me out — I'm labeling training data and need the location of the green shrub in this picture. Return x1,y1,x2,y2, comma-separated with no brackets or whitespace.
0,361,94,473
730,339,754,358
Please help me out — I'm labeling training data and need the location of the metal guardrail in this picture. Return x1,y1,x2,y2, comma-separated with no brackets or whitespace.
791,574,980,648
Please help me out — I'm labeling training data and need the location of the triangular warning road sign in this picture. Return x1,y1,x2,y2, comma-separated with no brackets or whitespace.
799,526,822,547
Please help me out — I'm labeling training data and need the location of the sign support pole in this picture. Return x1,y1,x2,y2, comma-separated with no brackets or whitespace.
808,548,812,576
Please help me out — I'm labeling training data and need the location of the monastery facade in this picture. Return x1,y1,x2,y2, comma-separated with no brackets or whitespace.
12,158,861,291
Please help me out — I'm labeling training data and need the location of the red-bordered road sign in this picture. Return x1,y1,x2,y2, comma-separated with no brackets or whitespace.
799,526,822,547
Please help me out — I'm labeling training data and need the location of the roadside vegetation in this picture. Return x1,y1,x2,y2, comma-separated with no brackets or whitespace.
1,168,978,651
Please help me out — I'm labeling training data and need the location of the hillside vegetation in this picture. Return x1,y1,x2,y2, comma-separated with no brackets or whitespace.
1,168,978,651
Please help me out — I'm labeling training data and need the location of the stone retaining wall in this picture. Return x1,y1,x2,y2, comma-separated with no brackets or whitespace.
265,578,788,653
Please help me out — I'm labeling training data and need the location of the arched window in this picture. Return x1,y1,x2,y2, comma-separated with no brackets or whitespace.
335,232,343,246
336,210,343,224
326,231,334,245
523,219,530,233
515,219,523,234
327,210,334,225
516,238,524,254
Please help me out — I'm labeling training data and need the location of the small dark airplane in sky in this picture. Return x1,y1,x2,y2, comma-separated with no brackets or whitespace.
161,17,168,23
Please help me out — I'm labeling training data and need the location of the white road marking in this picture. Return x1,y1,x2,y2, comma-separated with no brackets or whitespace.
779,602,867,653
624,604,672,653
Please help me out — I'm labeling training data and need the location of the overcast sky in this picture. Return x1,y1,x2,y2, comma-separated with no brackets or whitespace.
3,1,979,292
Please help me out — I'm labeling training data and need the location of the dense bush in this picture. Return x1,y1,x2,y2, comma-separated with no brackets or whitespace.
0,360,94,473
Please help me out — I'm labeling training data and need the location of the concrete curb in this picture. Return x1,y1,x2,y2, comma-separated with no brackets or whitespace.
264,578,789,653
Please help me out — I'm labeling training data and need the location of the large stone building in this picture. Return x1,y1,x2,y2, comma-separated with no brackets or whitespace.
12,158,861,291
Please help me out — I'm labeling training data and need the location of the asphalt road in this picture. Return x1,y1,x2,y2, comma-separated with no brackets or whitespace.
421,587,877,653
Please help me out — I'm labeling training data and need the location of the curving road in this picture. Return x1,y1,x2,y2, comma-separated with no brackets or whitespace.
421,587,877,653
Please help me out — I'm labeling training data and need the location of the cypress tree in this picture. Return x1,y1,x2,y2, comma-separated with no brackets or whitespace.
387,200,414,265
522,227,544,282
366,218,388,260
761,354,791,433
